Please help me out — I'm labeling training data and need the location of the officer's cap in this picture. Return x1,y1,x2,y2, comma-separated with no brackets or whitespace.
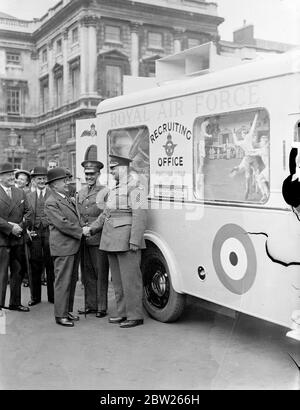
81,160,104,172
109,154,132,168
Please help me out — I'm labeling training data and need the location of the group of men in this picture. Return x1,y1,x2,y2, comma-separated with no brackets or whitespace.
0,154,147,329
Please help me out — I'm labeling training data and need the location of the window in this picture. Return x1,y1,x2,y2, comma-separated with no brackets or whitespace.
105,25,121,43
108,126,150,189
40,79,49,113
54,128,60,144
7,88,20,115
188,38,200,49
105,65,122,97
71,66,80,100
42,49,47,63
39,157,46,167
56,39,62,54
8,158,22,169
72,27,79,44
55,75,63,107
148,32,163,49
17,135,22,147
70,151,76,179
70,123,75,139
6,52,21,65
41,133,45,146
193,109,270,204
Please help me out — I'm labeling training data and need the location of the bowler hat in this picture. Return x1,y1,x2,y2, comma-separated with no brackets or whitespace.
30,166,47,177
0,163,15,175
81,160,104,171
109,154,132,168
15,169,31,179
46,167,67,184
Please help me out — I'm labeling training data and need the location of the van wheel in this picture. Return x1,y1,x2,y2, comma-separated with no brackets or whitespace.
141,247,186,322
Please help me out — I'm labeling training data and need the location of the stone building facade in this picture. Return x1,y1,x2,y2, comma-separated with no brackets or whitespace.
0,0,223,176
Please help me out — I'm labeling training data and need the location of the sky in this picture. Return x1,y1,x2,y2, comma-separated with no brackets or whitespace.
0,0,299,45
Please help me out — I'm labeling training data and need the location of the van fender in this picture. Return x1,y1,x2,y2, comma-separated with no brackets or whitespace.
143,230,184,294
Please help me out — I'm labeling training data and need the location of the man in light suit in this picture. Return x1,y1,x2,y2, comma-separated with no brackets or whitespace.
26,166,54,306
0,163,31,312
45,167,85,327
77,160,109,318
88,154,147,328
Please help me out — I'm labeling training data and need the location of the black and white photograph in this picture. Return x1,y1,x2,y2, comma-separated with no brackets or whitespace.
0,0,300,394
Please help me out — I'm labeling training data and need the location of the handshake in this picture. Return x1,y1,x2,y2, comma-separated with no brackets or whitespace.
82,226,92,237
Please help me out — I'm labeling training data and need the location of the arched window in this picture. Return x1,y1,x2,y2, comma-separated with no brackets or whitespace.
84,145,97,161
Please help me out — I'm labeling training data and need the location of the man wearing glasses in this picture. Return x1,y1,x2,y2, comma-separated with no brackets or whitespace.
77,160,109,318
26,167,54,306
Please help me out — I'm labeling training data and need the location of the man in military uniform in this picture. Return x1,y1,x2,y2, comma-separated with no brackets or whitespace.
0,163,31,312
26,166,54,306
77,160,109,318
89,154,147,328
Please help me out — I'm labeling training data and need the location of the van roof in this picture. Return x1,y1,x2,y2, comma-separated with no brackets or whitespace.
97,48,300,115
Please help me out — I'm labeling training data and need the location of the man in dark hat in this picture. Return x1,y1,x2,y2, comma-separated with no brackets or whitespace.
77,160,109,318
25,166,54,306
0,163,31,312
44,167,85,327
88,154,147,328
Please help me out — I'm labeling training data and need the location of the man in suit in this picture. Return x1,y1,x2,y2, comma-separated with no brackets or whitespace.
45,167,86,327
0,163,31,312
88,154,147,328
25,166,54,306
77,160,109,318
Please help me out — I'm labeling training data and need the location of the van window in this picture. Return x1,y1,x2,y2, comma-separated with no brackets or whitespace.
108,126,150,187
193,109,270,203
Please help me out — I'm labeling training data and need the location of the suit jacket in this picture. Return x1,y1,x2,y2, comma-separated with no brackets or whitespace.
45,190,82,257
25,188,52,229
77,184,108,246
90,174,147,252
0,186,31,247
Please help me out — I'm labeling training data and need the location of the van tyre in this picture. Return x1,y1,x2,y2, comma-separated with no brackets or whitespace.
141,247,186,322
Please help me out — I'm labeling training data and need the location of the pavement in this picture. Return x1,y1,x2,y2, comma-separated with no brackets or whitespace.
0,283,299,390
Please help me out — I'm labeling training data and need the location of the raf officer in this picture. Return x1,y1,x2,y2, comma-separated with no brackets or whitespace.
45,167,86,327
77,160,109,318
0,163,31,312
89,154,147,328
26,166,54,306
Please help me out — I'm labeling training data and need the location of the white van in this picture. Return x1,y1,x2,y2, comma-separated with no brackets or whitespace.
90,45,300,340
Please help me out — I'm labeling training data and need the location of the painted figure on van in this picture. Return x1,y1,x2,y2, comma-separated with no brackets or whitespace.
195,109,270,203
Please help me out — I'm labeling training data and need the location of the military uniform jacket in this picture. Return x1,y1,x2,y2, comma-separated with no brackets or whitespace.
25,188,51,229
90,174,147,252
77,184,108,246
45,190,82,257
0,186,31,247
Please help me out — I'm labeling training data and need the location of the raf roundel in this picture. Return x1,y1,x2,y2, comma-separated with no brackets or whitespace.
212,224,257,295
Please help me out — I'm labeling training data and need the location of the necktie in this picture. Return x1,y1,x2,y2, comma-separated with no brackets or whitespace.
6,188,11,199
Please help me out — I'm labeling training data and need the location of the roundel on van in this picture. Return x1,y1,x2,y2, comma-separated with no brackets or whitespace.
212,224,257,295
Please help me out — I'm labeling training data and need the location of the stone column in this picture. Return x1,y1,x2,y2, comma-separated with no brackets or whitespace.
173,27,185,54
63,29,69,104
48,40,54,110
86,16,99,96
130,22,141,77
79,18,88,96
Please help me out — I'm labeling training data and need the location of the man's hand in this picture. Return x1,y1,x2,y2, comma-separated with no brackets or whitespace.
82,226,91,237
130,243,139,252
9,222,23,237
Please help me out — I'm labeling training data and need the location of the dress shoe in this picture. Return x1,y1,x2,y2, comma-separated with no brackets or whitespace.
68,312,80,321
96,310,107,318
78,308,97,315
55,317,74,327
119,319,144,328
9,305,30,312
109,316,127,324
28,300,41,307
